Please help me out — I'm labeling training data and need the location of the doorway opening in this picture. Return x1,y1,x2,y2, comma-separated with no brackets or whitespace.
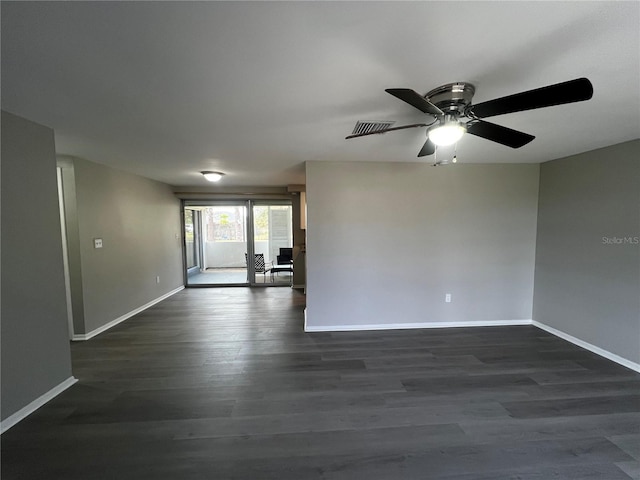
183,201,293,287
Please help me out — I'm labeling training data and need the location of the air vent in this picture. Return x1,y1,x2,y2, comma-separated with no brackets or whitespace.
352,120,395,135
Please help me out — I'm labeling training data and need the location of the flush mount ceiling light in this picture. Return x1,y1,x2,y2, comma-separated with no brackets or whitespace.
428,120,466,146
201,171,224,182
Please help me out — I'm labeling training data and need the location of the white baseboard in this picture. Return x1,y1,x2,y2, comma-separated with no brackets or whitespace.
72,286,184,341
532,321,640,373
304,319,532,332
1,376,77,434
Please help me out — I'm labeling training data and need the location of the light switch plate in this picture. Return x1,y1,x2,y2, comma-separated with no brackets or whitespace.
94,238,103,249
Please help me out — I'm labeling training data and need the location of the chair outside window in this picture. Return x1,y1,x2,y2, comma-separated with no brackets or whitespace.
271,247,294,284
277,247,293,264
245,253,272,283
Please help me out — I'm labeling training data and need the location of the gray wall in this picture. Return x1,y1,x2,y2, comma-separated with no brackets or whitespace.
533,140,640,364
305,161,540,329
62,157,184,334
1,111,73,421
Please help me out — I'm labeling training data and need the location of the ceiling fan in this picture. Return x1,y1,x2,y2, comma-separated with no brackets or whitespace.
346,78,593,158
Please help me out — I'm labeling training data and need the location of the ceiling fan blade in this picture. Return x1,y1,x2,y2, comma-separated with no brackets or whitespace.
385,88,443,116
417,138,436,157
466,120,535,148
468,78,593,119
345,123,428,139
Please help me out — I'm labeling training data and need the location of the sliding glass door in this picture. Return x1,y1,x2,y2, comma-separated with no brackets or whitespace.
252,203,293,285
183,200,292,287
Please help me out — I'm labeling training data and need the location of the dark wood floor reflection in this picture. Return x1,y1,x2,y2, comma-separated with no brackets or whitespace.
3,288,640,479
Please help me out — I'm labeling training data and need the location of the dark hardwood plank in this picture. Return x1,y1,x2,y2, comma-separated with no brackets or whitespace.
502,394,640,418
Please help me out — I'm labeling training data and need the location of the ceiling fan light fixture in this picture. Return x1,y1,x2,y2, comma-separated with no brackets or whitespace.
351,78,592,156
202,171,224,182
428,122,466,146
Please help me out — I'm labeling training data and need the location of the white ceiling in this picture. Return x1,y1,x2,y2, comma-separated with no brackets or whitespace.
2,1,639,187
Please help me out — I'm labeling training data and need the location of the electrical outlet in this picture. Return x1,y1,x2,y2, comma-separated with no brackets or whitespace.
94,238,103,249
156,276,160,284
445,293,452,303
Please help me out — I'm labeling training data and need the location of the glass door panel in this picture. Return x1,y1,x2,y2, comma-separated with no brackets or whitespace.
251,204,293,285
185,205,249,286
184,209,200,274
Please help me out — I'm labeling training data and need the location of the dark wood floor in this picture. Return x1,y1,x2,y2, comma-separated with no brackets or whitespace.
3,288,640,479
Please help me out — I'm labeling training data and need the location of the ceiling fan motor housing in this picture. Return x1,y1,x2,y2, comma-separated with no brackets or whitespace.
425,82,476,116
